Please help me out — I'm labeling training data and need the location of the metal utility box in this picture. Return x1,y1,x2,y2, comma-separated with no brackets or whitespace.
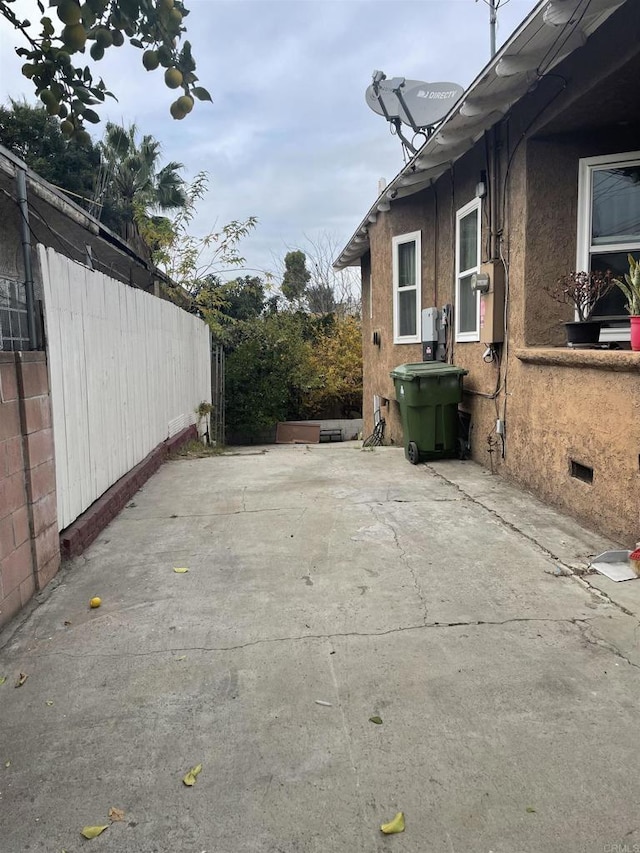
421,307,438,361
390,362,468,463
479,260,505,344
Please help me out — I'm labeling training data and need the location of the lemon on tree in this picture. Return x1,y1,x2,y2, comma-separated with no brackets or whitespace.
61,22,87,52
40,89,59,116
5,0,210,132
57,0,82,26
170,94,196,119
176,94,193,114
142,49,160,70
164,67,183,88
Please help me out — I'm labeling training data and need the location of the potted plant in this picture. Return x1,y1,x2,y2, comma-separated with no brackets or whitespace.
612,254,640,352
546,270,613,345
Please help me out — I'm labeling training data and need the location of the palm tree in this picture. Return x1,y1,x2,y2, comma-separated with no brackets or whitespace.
91,122,187,251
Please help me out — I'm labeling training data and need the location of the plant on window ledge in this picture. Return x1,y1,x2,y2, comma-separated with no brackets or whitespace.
612,254,640,351
545,270,612,345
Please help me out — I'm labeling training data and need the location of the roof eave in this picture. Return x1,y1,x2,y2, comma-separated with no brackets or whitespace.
333,0,627,270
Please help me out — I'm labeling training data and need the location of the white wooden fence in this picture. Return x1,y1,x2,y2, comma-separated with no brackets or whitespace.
39,246,211,531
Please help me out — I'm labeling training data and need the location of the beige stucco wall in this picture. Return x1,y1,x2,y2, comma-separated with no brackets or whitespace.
359,4,640,544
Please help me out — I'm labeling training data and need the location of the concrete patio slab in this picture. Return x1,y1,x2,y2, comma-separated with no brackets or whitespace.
1,444,639,853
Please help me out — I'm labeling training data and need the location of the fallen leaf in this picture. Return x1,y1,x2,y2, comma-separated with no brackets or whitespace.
176,655,187,661
81,825,108,839
5,761,10,768
526,807,536,813
173,567,189,574
45,700,54,706
108,807,125,822
314,700,332,707
0,676,6,685
380,812,405,834
15,673,28,688
182,763,203,786
369,715,383,725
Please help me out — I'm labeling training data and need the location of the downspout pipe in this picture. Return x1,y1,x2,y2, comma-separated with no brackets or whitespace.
15,168,38,350
490,125,500,260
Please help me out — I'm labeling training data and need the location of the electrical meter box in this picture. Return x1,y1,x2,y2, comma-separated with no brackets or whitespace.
421,307,438,361
479,261,505,344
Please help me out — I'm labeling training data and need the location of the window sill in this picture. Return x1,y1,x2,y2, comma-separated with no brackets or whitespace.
515,347,640,373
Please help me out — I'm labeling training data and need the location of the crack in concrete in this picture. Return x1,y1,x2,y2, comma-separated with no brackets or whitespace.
30,615,596,660
424,465,636,619
575,621,640,671
369,503,429,626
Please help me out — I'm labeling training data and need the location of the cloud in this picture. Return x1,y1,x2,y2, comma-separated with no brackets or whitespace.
0,0,539,278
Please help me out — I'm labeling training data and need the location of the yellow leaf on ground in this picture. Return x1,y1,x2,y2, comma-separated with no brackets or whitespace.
380,812,405,834
15,673,28,688
0,676,6,685
108,807,125,821
173,567,189,574
182,763,203,786
81,825,108,839
46,700,54,706
5,761,10,768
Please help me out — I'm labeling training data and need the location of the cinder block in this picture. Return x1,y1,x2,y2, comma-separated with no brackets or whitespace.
34,523,60,569
25,429,54,469
1,541,33,593
37,552,60,589
19,360,49,398
4,436,24,476
0,400,20,441
19,572,35,607
11,505,30,548
32,492,58,537
0,472,27,520
0,360,18,403
22,396,52,435
29,459,56,502
0,514,14,560
0,586,22,628
60,528,81,559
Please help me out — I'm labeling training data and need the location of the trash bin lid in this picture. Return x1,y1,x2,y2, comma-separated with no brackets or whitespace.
390,362,468,381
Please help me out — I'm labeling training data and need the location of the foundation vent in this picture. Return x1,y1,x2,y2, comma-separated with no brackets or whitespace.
570,460,593,484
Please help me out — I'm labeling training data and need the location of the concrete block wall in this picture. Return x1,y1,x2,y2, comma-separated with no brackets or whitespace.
0,352,60,628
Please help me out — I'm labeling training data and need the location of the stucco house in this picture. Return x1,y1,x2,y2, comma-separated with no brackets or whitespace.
336,0,639,544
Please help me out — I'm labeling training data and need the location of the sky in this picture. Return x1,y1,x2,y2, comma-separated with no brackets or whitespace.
0,0,539,281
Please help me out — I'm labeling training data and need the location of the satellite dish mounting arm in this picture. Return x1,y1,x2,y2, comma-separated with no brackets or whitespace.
371,72,418,156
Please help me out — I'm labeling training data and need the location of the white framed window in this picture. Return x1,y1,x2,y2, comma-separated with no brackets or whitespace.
392,231,421,344
577,151,640,339
455,199,481,342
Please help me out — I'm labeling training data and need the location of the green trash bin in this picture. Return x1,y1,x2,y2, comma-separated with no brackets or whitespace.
390,362,468,464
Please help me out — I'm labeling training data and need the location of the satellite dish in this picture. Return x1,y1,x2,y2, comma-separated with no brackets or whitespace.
365,74,464,131
365,78,425,122
402,81,464,127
